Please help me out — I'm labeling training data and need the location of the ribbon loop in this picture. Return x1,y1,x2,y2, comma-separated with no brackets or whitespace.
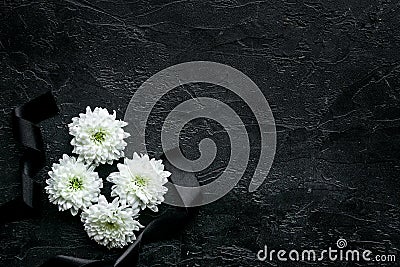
0,91,58,223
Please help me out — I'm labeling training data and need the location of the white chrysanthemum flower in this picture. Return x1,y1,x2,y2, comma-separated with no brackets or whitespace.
68,106,130,165
45,154,103,216
107,153,170,212
81,195,143,248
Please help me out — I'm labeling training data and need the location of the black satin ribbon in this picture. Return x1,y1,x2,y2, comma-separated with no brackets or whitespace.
0,91,59,223
39,149,200,267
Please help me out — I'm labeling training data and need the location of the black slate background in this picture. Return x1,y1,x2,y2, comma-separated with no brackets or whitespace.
1,0,400,266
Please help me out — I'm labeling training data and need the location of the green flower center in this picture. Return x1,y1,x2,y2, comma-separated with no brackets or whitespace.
68,176,84,190
105,221,118,230
91,130,107,143
132,175,148,187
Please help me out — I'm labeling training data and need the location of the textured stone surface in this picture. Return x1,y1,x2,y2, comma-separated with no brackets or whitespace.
1,0,400,266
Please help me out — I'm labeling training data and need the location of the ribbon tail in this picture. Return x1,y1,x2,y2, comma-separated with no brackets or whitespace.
39,255,105,267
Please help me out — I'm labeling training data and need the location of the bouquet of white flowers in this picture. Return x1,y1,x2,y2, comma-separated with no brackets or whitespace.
45,107,170,248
